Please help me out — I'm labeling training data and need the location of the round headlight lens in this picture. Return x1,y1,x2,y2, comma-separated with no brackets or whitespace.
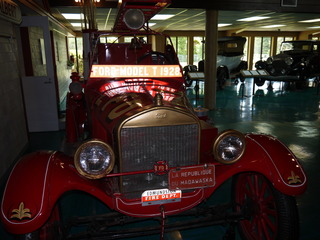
213,130,246,164
74,140,115,179
285,57,293,65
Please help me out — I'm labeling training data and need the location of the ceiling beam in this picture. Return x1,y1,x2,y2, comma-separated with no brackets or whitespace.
48,0,118,8
169,0,320,13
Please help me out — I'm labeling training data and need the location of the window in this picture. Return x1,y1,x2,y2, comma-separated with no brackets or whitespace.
253,37,271,68
68,37,83,74
193,36,204,66
170,36,188,67
276,36,294,54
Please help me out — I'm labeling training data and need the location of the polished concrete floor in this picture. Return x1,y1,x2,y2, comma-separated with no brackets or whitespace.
1,77,320,239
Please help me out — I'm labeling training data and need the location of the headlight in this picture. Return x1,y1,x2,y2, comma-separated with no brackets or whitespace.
285,57,293,65
213,130,246,164
74,140,115,179
266,57,273,64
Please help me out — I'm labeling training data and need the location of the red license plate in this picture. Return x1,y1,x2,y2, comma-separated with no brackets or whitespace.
169,164,215,190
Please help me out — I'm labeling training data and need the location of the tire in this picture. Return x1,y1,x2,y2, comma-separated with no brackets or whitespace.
217,68,228,89
233,172,299,240
185,76,193,87
254,77,265,87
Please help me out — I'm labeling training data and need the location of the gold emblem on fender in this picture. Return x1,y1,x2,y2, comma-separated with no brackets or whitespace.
10,202,32,220
288,171,302,184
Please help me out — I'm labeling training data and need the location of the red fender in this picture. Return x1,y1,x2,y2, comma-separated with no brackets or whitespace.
245,133,307,195
207,133,307,198
0,151,113,235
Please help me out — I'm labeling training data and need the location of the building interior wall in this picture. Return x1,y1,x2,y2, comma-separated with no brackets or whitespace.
0,19,28,179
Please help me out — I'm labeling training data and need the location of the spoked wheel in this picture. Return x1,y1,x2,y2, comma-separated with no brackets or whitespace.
233,172,299,240
16,204,64,240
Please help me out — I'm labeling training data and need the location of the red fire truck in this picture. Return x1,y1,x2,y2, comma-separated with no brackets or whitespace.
1,1,306,239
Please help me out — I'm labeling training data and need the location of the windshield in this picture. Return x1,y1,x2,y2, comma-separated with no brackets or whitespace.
280,42,312,52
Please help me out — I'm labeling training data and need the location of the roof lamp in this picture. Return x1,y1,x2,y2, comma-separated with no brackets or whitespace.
299,18,320,23
261,24,285,28
237,16,270,22
71,23,82,27
151,14,174,20
218,23,232,27
62,13,83,20
123,9,145,30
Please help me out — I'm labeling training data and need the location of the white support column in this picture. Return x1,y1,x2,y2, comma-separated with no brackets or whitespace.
204,10,218,110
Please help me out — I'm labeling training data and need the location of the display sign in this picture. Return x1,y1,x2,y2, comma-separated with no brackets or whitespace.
241,69,269,77
90,65,182,78
141,188,181,206
188,72,205,79
0,0,21,24
169,165,215,190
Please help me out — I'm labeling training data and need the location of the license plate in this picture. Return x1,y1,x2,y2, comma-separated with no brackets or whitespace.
169,164,215,190
141,189,181,206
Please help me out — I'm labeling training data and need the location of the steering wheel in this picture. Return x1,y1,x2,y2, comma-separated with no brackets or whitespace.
137,51,171,64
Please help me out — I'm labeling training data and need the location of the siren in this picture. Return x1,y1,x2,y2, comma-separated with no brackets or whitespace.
123,9,145,30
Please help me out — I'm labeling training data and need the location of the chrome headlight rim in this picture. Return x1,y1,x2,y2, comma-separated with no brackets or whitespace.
74,139,115,179
213,130,246,165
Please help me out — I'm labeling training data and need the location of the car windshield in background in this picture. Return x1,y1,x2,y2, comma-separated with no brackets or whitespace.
280,42,312,52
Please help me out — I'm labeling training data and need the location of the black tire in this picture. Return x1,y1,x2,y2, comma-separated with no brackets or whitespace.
185,76,193,87
233,172,299,240
254,77,265,87
217,68,228,89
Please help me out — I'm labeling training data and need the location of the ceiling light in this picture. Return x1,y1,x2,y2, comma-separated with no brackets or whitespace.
151,14,174,20
299,18,320,23
261,24,286,28
71,23,82,27
308,26,320,29
218,23,232,27
62,13,84,20
237,16,270,22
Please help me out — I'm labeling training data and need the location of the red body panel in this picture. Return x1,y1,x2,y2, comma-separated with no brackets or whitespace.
1,132,306,234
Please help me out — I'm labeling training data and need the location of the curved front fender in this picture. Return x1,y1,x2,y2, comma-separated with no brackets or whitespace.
1,151,113,235
246,133,307,195
209,133,307,198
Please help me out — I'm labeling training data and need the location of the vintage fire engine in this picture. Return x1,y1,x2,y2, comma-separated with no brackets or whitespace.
1,1,306,239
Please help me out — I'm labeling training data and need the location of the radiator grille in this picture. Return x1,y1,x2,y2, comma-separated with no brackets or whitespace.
120,124,199,199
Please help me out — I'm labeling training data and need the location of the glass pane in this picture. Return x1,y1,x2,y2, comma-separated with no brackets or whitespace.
193,36,204,66
68,37,83,75
253,37,262,68
276,37,284,54
261,37,271,61
177,36,188,67
107,36,118,43
242,37,248,61
171,37,177,51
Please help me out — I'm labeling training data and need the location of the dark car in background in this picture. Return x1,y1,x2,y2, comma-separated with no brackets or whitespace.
255,40,320,87
184,36,247,88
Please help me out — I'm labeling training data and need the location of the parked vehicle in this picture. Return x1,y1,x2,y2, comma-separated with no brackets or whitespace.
184,36,247,88
255,40,320,87
1,1,306,239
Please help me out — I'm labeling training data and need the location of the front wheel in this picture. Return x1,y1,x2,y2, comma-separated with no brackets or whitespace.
233,172,299,240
